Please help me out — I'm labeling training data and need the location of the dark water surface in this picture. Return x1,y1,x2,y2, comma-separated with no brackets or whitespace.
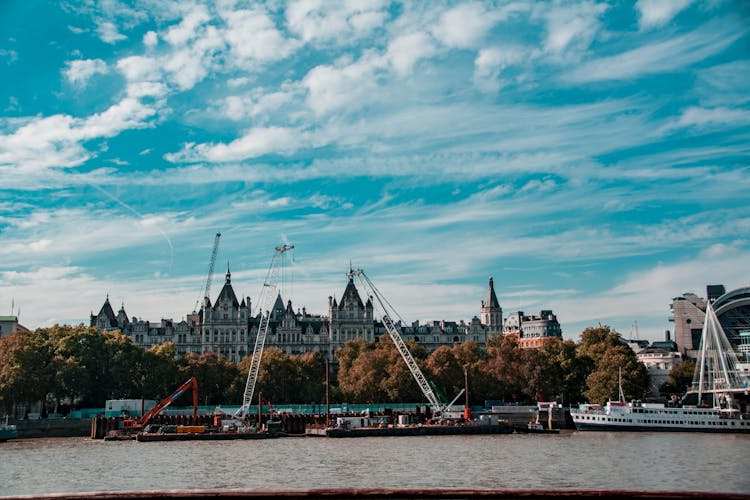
1,431,748,496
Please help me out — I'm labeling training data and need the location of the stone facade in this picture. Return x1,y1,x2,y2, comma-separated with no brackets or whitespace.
0,315,29,339
670,292,707,359
91,272,562,360
503,310,563,349
636,342,683,398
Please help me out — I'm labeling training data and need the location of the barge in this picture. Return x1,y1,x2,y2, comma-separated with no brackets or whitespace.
306,415,513,437
136,430,280,441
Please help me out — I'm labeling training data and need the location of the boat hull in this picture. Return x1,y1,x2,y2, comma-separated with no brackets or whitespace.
0,427,18,442
136,431,281,442
312,424,514,438
572,420,750,433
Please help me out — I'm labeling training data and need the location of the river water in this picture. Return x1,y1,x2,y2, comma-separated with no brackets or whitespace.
1,431,748,496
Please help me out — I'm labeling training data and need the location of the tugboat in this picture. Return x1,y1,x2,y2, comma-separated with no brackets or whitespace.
513,403,560,434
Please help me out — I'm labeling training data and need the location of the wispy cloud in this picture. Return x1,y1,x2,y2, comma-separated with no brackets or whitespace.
565,18,745,82
1,0,748,340
635,0,694,31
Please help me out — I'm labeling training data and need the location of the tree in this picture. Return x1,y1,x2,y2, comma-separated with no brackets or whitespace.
424,346,463,400
105,331,147,399
179,351,238,405
140,343,180,400
577,326,649,404
255,347,299,404
42,325,112,407
295,351,326,404
482,335,537,403
0,331,52,415
536,338,588,404
660,360,696,398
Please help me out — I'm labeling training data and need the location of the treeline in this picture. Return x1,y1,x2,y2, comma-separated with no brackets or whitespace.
1,323,692,415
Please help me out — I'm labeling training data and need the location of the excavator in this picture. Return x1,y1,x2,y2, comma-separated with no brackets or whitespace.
120,376,198,433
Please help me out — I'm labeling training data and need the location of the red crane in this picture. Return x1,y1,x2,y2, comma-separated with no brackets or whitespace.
122,377,198,431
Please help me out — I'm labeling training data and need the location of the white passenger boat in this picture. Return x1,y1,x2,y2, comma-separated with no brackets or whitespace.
571,400,749,432
571,302,750,433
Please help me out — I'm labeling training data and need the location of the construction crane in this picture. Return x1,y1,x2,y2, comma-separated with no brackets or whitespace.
121,376,198,431
347,268,461,416
194,232,221,312
236,243,294,420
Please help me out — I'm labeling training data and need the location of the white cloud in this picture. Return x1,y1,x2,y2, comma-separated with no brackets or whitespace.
0,49,18,64
473,46,526,92
541,1,608,54
660,106,750,134
0,266,198,328
223,8,299,65
64,58,108,86
221,86,296,122
96,20,127,44
286,0,388,44
163,4,211,46
565,19,743,82
116,55,161,82
387,32,438,76
636,0,694,31
166,126,303,163
0,98,157,179
303,53,386,116
431,3,502,49
167,25,225,90
143,30,158,47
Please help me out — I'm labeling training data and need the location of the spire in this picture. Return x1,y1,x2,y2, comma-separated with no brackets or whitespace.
485,276,500,308
225,262,231,284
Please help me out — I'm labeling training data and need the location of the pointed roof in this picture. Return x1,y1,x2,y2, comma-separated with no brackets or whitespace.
214,268,239,308
116,303,130,326
339,277,365,309
484,276,500,309
97,296,118,327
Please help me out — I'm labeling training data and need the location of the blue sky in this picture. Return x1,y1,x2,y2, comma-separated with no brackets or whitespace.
1,0,748,341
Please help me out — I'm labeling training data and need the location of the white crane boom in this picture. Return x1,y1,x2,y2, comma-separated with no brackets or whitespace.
236,244,294,419
347,268,446,415
194,232,221,312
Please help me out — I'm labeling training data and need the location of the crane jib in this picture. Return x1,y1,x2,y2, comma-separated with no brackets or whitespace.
349,268,446,415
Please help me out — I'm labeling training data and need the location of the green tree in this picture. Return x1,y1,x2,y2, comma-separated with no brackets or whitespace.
577,326,649,404
481,335,537,403
0,331,53,415
660,359,696,398
255,347,299,404
424,346,463,400
295,351,326,404
179,351,238,405
105,331,146,399
140,343,180,400
536,338,588,404
42,325,112,407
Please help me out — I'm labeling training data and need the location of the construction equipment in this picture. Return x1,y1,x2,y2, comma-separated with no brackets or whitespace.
121,376,199,431
235,244,294,420
194,232,221,312
347,268,460,416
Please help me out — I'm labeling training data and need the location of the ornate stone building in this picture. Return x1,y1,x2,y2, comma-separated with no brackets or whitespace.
91,271,562,360
502,309,563,349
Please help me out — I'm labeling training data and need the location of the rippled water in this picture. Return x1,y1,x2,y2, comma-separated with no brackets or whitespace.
1,431,748,496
